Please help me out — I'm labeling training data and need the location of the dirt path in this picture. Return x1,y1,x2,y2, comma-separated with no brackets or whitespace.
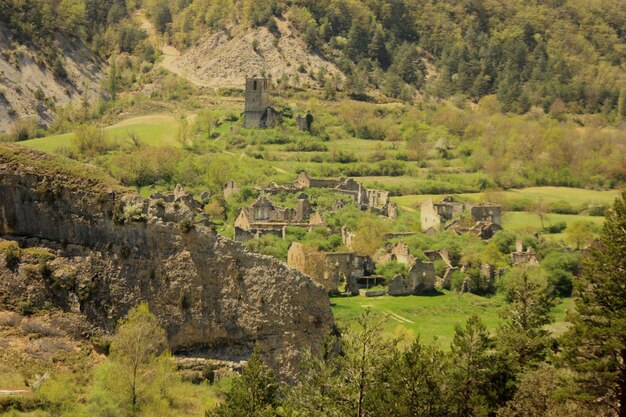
273,166,290,174
134,11,210,87
0,388,30,395
385,310,415,324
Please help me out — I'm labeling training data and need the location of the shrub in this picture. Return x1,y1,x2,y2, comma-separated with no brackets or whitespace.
548,200,578,215
179,219,194,233
72,125,116,156
545,222,567,234
123,202,146,222
4,244,21,270
18,301,34,316
586,204,607,216
10,117,39,141
286,140,328,152
112,201,125,224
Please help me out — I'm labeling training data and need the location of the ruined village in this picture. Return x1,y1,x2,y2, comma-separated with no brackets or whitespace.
152,77,548,301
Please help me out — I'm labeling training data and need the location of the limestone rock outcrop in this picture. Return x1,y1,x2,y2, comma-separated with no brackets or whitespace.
0,145,334,378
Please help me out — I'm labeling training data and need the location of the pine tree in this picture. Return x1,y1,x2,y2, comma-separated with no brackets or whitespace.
375,338,450,417
206,346,280,417
497,266,554,372
561,191,626,417
368,24,390,69
450,314,494,417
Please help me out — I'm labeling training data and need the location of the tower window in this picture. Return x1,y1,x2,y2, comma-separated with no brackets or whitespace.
253,80,257,90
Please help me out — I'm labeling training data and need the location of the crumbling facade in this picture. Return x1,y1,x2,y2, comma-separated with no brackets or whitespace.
511,240,539,266
420,196,501,239
377,241,436,295
287,242,376,295
234,195,323,242
243,78,281,129
223,179,240,199
387,260,436,296
294,172,398,219
295,113,314,132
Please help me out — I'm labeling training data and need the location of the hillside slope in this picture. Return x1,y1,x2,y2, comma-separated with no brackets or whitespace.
170,18,343,89
0,23,104,134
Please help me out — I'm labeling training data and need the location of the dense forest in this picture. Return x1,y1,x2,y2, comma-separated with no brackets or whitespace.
161,0,626,115
2,0,625,116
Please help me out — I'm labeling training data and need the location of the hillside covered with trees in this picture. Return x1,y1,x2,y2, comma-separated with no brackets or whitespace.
2,0,625,116
157,0,626,115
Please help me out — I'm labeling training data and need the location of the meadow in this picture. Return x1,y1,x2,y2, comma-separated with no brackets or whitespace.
20,114,184,153
331,291,574,348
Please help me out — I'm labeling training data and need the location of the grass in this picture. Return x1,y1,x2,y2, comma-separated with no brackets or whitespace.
392,187,620,211
503,211,605,235
19,114,184,153
331,291,574,348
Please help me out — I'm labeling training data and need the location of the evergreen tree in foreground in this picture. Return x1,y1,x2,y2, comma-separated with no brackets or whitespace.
561,191,626,417
206,345,280,417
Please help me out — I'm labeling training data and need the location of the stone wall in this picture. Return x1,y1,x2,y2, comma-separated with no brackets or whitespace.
387,260,436,295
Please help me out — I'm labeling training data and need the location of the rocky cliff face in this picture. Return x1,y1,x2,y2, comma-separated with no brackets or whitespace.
0,23,104,134
0,144,334,377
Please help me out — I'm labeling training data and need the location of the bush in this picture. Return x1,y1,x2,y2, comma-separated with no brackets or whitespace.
586,204,607,216
286,140,328,152
72,125,116,156
545,222,567,234
4,244,21,270
541,250,580,297
18,301,34,316
376,261,408,281
548,200,578,215
179,219,194,233
10,117,39,141
123,202,146,222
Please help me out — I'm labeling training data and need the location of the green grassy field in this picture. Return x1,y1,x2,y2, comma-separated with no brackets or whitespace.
20,114,184,152
331,291,574,348
503,211,605,234
392,187,620,210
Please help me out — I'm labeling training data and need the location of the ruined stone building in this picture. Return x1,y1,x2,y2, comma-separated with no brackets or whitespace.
294,172,339,189
243,77,281,129
376,241,436,295
287,242,377,295
420,196,466,233
234,194,324,242
420,196,501,239
377,240,416,265
294,172,398,219
511,240,539,266
296,112,314,132
223,179,240,199
387,260,436,296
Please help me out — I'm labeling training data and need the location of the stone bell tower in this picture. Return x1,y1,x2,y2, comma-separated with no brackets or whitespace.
244,77,270,128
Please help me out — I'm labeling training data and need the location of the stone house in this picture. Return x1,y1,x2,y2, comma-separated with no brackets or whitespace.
420,196,501,238
287,242,376,294
234,195,324,242
511,240,539,266
388,260,436,295
243,77,281,129
377,241,436,295
294,172,339,189
420,196,466,233
471,203,502,227
377,241,416,265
